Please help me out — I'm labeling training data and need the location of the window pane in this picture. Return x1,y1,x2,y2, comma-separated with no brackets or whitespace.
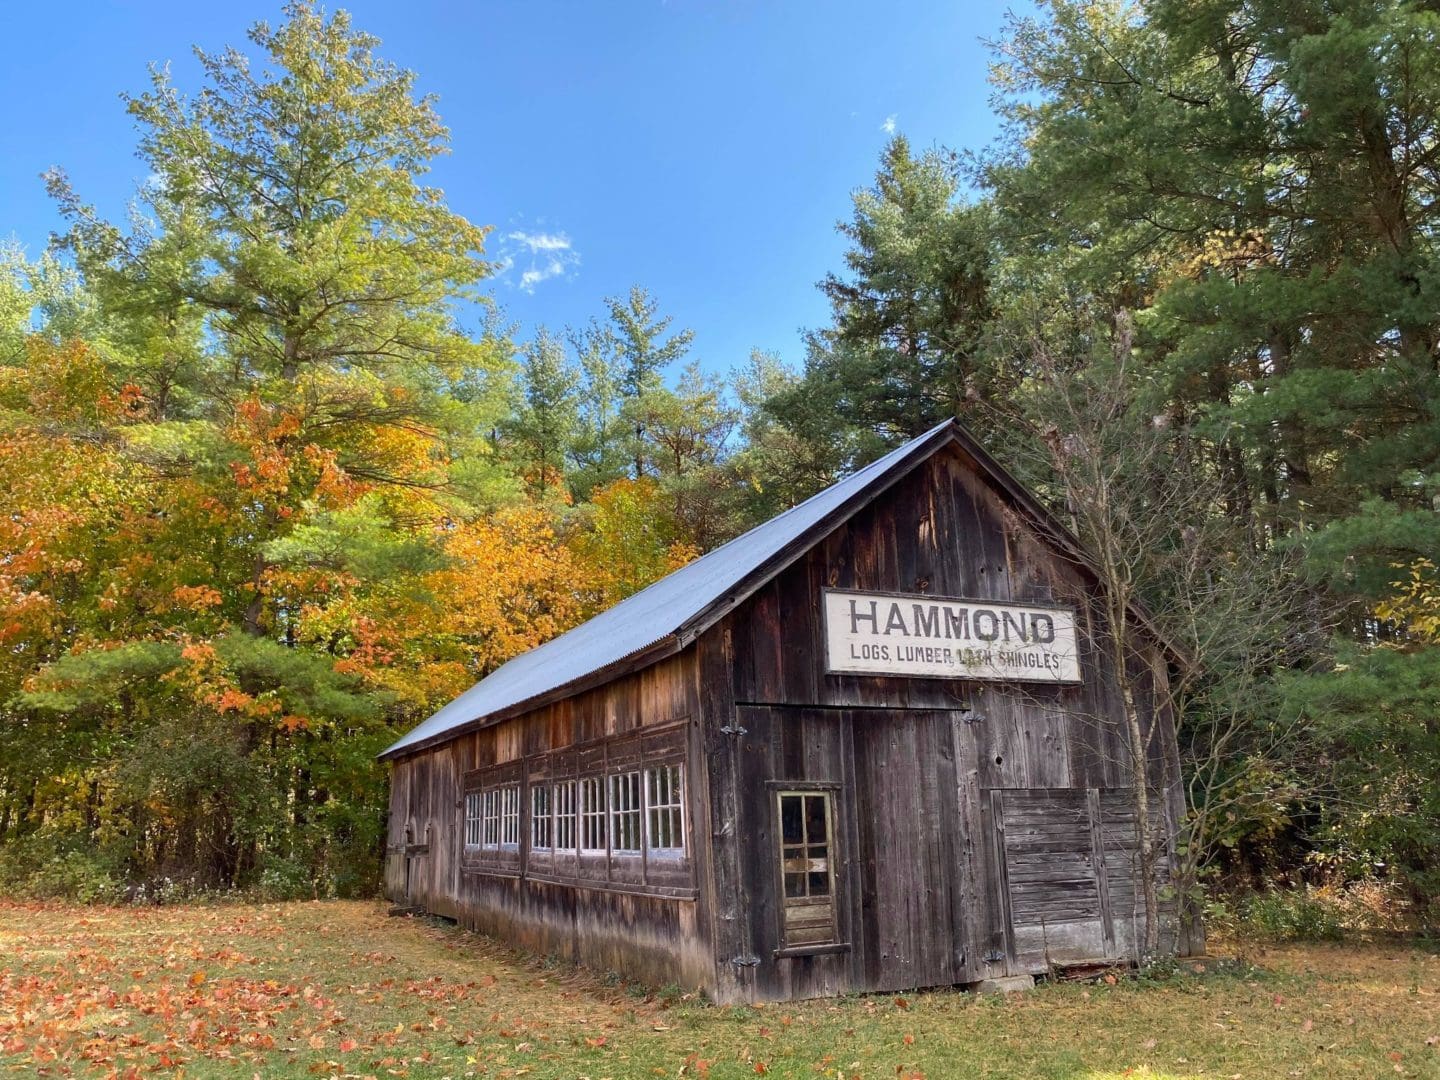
580,777,606,852
778,791,838,945
554,781,576,851
610,771,641,854
644,764,684,854
805,795,828,844
781,795,803,845
531,785,552,850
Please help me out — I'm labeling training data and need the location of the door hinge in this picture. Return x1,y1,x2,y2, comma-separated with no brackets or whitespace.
730,954,761,968
983,949,1006,964
720,723,747,736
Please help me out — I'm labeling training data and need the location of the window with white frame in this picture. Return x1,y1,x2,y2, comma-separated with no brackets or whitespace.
530,784,552,851
481,784,521,850
481,789,500,847
554,780,577,852
500,784,520,847
464,791,483,849
609,771,642,854
579,777,606,853
645,765,685,855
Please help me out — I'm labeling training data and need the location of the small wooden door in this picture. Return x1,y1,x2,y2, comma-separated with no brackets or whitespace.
403,824,431,907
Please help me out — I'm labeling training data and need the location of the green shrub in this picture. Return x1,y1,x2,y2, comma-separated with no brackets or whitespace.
1237,887,1345,941
0,835,123,903
256,855,317,901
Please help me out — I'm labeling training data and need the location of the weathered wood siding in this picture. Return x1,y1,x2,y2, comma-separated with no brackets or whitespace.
706,442,1190,1000
384,652,715,990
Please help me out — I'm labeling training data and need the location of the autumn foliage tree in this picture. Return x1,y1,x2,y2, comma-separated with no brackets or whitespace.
0,5,679,898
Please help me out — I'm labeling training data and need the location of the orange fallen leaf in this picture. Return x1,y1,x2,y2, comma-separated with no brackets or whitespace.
188,971,206,987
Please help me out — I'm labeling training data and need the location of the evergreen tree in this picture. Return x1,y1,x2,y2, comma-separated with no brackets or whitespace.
604,286,695,478
566,318,629,498
770,136,999,465
504,329,579,499
985,0,1440,601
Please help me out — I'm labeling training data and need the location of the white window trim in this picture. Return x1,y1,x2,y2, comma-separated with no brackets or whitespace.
463,791,483,850
553,780,577,853
609,771,643,855
480,784,521,851
530,784,552,852
644,764,686,858
579,776,607,854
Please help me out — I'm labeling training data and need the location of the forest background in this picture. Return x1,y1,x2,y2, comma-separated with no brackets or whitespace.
2,0,1438,933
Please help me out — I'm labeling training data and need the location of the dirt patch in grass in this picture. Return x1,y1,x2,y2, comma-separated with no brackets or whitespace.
1,899,1437,1078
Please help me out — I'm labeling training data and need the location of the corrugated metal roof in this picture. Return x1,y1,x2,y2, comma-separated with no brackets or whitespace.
380,420,957,759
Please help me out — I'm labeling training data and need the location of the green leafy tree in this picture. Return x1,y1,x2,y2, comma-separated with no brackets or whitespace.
729,349,847,521
4,2,502,895
605,286,695,478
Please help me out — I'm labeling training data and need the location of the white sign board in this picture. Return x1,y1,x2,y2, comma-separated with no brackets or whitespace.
822,589,1082,684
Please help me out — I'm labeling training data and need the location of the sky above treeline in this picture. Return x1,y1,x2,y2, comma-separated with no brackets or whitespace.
2,0,1032,374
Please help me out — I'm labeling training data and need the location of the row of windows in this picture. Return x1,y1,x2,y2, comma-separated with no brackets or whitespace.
464,765,685,858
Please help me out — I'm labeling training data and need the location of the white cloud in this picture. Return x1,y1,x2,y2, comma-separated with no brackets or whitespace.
519,258,569,291
506,230,573,254
497,224,580,293
881,114,897,134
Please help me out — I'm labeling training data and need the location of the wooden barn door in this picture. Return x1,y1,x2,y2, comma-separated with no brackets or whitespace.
987,787,1172,967
851,709,967,991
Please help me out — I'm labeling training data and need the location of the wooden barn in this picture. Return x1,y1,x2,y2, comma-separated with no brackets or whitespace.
380,419,1201,1002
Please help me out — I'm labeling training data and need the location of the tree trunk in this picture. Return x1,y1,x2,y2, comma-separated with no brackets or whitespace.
1121,675,1161,956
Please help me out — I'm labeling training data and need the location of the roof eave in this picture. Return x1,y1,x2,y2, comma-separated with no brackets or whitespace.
378,634,683,763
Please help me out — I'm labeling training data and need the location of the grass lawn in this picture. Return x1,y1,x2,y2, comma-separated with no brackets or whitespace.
1,899,1437,1079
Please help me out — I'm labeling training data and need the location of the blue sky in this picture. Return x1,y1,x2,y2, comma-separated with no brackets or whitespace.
1,1,1030,375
